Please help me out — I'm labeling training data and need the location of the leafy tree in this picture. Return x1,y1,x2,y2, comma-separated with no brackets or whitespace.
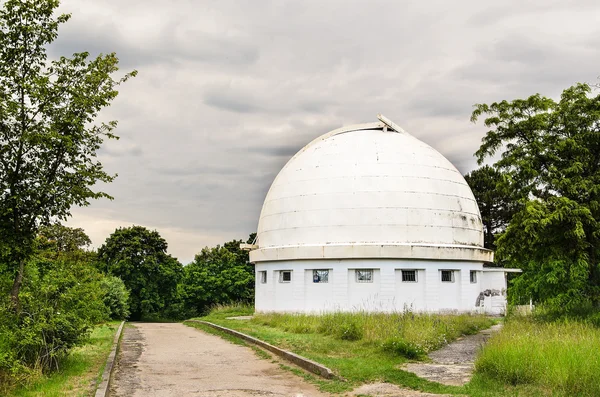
97,226,183,320
0,0,136,309
464,165,517,250
181,235,255,316
471,83,600,307
38,224,91,253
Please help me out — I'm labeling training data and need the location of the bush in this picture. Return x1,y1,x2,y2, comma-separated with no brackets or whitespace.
100,276,130,320
381,337,424,359
0,256,107,389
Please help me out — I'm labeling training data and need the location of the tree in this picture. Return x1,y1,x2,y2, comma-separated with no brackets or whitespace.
471,83,600,307
38,223,91,253
464,165,517,250
97,226,183,320
0,0,136,309
181,235,255,316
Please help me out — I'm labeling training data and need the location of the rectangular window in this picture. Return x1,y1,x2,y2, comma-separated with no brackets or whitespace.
441,270,454,283
258,271,267,284
356,269,373,283
401,270,417,282
313,269,329,283
279,270,292,283
470,270,477,284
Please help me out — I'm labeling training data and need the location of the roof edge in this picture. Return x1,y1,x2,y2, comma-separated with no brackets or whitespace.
250,243,494,263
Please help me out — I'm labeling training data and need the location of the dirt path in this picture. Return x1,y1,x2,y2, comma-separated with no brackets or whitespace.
402,323,502,386
108,322,329,397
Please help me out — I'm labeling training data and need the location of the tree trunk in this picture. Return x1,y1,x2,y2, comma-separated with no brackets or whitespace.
10,258,25,312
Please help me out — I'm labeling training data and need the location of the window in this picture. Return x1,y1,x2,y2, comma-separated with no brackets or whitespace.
313,269,329,283
401,270,417,282
470,270,477,284
258,271,267,284
279,270,292,283
356,269,373,283
441,270,454,283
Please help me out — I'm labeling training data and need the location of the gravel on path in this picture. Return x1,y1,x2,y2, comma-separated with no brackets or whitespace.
108,322,329,397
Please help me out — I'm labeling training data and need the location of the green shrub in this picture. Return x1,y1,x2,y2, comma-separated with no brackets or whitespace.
100,276,130,320
0,256,108,389
381,336,424,359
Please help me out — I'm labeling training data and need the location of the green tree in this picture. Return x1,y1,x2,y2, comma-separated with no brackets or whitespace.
97,226,183,320
38,223,91,253
471,83,600,307
181,235,255,316
464,165,517,250
0,0,136,309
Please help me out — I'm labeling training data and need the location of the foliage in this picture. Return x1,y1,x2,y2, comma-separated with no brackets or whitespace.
474,317,600,397
471,83,600,307
181,237,255,316
38,224,91,254
463,166,517,251
3,322,120,397
97,226,183,320
99,276,130,320
0,254,107,386
0,0,136,307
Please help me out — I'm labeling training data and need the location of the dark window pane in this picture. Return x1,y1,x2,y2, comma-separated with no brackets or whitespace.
402,270,416,282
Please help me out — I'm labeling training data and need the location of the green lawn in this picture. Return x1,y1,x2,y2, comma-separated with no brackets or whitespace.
7,321,121,397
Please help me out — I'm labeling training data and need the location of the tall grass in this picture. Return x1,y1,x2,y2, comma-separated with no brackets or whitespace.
474,317,600,396
251,311,494,358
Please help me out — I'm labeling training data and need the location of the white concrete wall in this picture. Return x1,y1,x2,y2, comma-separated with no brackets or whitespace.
255,259,507,314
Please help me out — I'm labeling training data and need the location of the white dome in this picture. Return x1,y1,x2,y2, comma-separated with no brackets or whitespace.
251,117,492,263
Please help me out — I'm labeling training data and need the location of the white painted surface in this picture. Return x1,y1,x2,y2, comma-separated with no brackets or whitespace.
254,123,485,258
255,259,510,314
249,117,518,314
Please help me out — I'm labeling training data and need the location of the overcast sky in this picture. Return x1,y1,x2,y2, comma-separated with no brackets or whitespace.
55,0,600,264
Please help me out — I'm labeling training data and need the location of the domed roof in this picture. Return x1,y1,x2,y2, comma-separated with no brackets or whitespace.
250,116,492,263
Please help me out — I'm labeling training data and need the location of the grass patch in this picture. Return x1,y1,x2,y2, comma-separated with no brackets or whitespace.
196,306,494,395
472,316,600,397
6,321,121,397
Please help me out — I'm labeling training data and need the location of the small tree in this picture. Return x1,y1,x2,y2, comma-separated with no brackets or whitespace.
97,226,183,320
471,83,600,307
0,0,136,309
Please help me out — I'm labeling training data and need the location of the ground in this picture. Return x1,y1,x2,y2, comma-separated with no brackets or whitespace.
109,323,330,397
403,324,502,386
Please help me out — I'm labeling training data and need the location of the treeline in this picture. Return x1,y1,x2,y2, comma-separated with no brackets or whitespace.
0,224,255,389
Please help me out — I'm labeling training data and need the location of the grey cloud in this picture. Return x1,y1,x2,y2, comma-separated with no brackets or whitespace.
49,21,259,69
54,0,600,263
203,90,263,114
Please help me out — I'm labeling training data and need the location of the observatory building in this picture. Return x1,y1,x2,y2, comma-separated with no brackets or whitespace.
244,115,520,314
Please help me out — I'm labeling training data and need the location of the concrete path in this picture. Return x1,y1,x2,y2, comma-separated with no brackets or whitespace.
402,323,503,386
109,323,329,397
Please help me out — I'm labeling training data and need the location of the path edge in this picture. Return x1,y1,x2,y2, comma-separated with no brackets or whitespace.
95,320,125,397
185,320,336,379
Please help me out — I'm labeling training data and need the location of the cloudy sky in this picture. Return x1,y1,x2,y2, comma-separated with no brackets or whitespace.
53,0,600,264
